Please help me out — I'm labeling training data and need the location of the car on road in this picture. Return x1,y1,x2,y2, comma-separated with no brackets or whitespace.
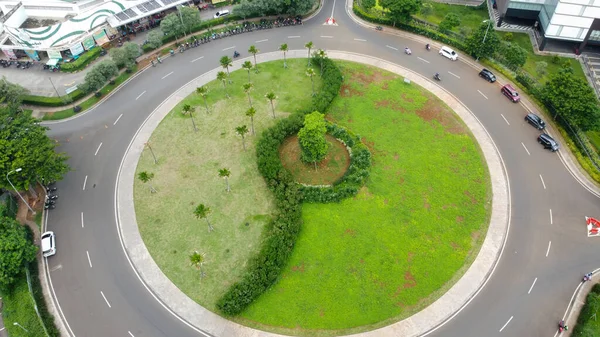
501,84,520,103
479,68,496,82
538,133,559,152
439,46,458,61
213,10,230,18
41,231,56,257
525,113,546,130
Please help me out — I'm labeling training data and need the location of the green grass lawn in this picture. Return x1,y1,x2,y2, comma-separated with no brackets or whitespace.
1,274,47,337
134,59,320,311
414,1,489,33
237,61,491,335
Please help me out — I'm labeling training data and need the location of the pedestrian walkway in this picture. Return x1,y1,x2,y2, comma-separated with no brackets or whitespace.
0,297,6,337
116,49,510,337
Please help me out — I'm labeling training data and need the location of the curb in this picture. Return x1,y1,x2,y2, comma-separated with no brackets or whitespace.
562,269,600,336
116,50,510,337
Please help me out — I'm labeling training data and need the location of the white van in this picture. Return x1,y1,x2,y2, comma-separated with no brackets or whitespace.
214,10,230,19
439,46,458,61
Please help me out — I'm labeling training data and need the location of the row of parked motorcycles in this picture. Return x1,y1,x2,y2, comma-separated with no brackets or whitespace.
44,185,59,210
1,59,32,69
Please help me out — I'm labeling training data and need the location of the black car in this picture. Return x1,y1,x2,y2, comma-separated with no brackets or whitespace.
538,133,559,152
524,113,546,130
479,68,496,82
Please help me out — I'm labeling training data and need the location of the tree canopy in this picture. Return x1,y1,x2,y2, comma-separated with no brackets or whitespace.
146,30,164,49
160,7,200,38
499,42,527,69
233,0,315,18
465,21,499,60
0,108,70,191
0,78,28,112
109,42,140,69
380,0,422,23
543,67,600,131
298,111,328,165
0,216,37,289
439,13,460,32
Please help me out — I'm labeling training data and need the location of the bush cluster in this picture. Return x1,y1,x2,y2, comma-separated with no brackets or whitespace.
352,2,467,52
216,57,343,315
300,123,371,203
572,283,600,335
22,89,85,107
59,47,103,72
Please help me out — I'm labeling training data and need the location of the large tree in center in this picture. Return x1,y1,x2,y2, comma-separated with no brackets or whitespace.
0,216,38,289
380,0,422,23
298,111,328,170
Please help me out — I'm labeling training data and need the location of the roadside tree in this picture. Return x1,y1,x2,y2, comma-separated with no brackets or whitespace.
380,0,422,23
439,13,460,32
138,171,157,193
465,22,500,60
196,86,210,113
0,216,37,289
182,104,198,132
242,61,253,83
248,45,260,72
279,43,289,68
82,68,107,93
194,204,214,232
265,91,277,118
306,68,316,96
500,42,527,69
95,59,118,82
0,78,28,112
216,71,229,98
218,168,231,192
220,56,233,82
189,251,206,278
313,49,327,75
146,30,164,50
305,41,314,66
159,7,201,39
110,42,140,70
243,83,254,107
298,111,328,169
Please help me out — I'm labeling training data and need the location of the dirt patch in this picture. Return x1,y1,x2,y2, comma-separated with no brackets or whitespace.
464,190,478,205
456,216,464,223
348,68,395,86
403,271,417,289
279,134,351,185
407,252,415,263
450,242,460,250
423,199,430,211
414,98,467,135
401,93,414,103
291,262,305,273
374,99,405,112
344,229,356,237
339,83,363,97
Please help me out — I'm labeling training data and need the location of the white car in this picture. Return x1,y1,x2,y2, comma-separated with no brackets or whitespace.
41,231,56,257
213,10,230,19
439,46,458,61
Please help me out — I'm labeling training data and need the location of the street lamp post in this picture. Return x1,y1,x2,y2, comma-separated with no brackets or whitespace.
7,168,36,215
13,322,29,333
476,19,493,62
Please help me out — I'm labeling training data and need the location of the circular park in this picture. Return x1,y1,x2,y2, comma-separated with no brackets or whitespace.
133,55,491,336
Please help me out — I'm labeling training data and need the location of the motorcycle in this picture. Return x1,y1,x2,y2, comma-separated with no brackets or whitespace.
558,320,568,332
433,73,441,81
375,26,383,31
583,272,593,282
404,48,412,55
233,51,240,58
426,44,431,51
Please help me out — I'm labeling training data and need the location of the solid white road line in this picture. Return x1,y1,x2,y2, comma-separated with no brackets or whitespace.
113,114,123,125
190,56,204,63
528,277,537,294
550,209,553,224
499,316,513,332
287,35,300,38
478,90,488,99
86,251,93,268
82,175,88,191
94,142,103,156
135,90,146,100
331,0,336,17
100,291,112,308
320,35,333,38
128,332,135,337
255,39,268,43
501,114,510,125
386,45,398,51
354,38,366,41
417,56,430,63
81,212,85,228
448,71,461,79
161,72,173,80
0,327,4,331
546,241,552,257
540,174,547,189
521,143,530,156
222,46,235,51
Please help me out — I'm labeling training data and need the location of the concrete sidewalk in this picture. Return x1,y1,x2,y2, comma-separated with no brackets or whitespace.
0,297,6,337
3,6,232,97
116,49,510,337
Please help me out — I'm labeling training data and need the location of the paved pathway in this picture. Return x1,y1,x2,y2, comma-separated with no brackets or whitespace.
0,297,6,337
116,49,509,337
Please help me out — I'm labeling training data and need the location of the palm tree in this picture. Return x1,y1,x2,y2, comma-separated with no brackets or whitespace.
196,86,209,113
314,49,327,75
245,107,256,135
138,171,156,193
242,82,254,107
279,43,288,68
189,251,206,278
248,45,259,72
242,61,253,83
235,125,249,151
305,41,314,66
306,68,316,96
216,71,229,98
265,91,277,119
194,203,214,232
181,104,198,132
218,168,231,192
219,55,233,83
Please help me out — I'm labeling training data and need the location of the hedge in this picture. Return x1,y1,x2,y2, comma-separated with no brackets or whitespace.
352,2,467,52
216,57,344,315
59,46,103,72
572,283,600,335
22,89,85,107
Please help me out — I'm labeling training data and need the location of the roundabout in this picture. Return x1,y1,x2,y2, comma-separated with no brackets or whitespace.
41,0,600,336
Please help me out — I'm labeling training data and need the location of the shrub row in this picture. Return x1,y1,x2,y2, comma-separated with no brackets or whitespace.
571,283,600,335
216,57,344,315
59,46,103,72
352,2,467,52
300,123,371,203
22,89,85,107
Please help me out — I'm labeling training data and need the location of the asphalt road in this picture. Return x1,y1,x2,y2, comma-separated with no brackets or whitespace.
42,0,600,336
